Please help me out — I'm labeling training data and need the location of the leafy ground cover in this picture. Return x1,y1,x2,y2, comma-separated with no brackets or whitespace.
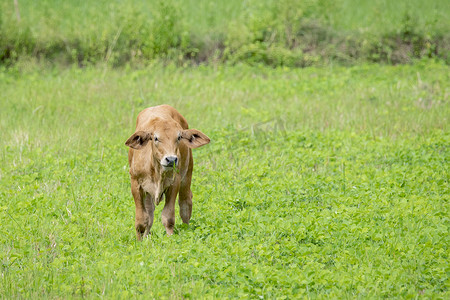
1,0,449,66
0,62,449,298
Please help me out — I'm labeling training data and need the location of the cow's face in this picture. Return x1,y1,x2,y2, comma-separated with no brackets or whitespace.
125,121,210,171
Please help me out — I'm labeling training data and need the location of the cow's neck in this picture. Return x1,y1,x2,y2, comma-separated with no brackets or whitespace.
153,163,176,205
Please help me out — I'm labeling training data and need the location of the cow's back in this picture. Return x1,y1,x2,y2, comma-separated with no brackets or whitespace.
136,105,189,131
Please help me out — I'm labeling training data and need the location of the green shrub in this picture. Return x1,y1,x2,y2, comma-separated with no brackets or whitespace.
0,0,448,66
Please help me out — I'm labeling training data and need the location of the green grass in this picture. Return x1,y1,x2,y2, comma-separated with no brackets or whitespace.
2,0,449,66
3,0,448,36
0,62,449,298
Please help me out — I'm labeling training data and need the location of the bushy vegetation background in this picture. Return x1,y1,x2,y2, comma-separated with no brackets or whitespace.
1,0,449,67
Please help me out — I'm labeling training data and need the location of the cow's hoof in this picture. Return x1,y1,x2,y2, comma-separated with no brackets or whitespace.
136,224,150,240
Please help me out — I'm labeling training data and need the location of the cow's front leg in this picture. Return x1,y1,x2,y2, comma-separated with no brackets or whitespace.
142,192,155,238
131,179,154,240
161,179,180,235
179,179,193,224
179,151,193,224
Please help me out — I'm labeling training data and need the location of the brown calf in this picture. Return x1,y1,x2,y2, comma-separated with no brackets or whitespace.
125,105,210,239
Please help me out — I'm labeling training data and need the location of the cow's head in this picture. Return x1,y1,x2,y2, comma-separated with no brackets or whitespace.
125,119,210,170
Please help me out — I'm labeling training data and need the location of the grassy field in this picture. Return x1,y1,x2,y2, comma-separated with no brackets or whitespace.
0,61,448,298
2,0,449,66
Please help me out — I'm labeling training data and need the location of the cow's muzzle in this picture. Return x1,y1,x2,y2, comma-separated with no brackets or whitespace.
162,156,178,168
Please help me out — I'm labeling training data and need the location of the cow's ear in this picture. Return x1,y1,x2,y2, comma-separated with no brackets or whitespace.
125,131,152,149
181,129,210,148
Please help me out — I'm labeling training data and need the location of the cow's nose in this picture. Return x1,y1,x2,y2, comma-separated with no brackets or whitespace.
163,156,178,167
